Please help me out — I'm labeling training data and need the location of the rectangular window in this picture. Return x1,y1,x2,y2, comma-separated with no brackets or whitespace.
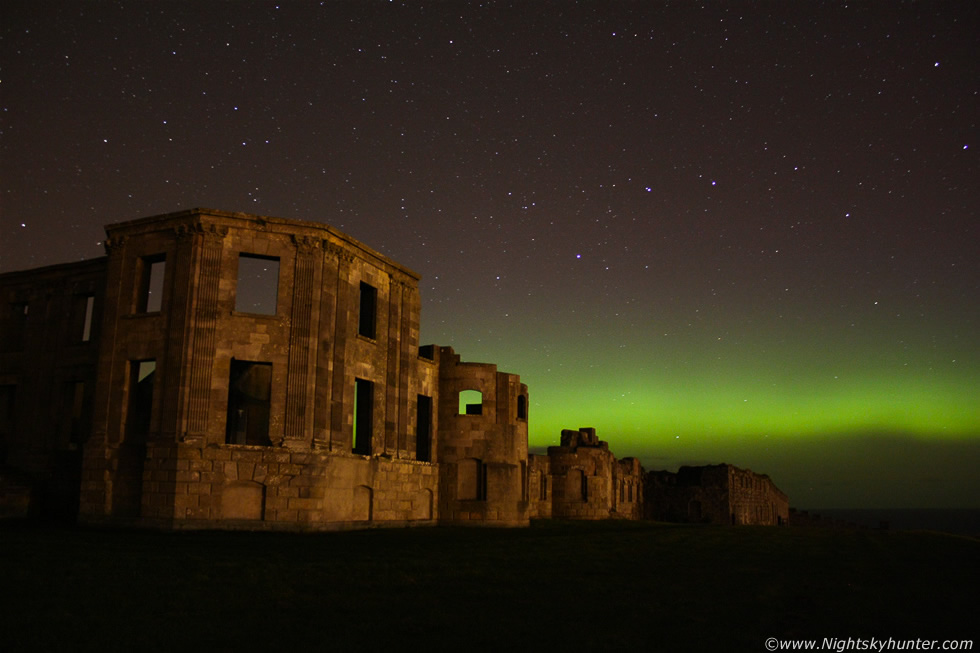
459,389,483,415
358,282,377,339
137,255,166,313
63,381,87,447
2,302,29,351
521,461,528,501
458,458,487,501
226,360,272,446
71,294,95,342
416,394,432,462
235,254,279,315
353,378,373,455
126,360,156,439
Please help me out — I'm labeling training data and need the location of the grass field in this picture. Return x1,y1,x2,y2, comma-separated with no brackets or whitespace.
3,520,976,651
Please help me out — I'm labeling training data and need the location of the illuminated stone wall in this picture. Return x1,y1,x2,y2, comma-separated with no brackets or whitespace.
541,428,643,520
436,347,530,526
2,208,786,531
73,208,440,528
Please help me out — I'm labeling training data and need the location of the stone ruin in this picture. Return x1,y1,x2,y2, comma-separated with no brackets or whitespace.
645,464,789,526
0,208,654,529
528,428,642,520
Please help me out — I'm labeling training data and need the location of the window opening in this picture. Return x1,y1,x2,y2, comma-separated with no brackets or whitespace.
81,295,95,341
358,282,377,339
127,360,156,439
3,302,29,351
225,360,272,446
353,378,373,455
517,395,527,420
521,461,528,501
236,254,280,314
416,394,432,462
458,458,487,501
63,381,87,447
137,256,166,313
71,294,95,342
458,389,483,415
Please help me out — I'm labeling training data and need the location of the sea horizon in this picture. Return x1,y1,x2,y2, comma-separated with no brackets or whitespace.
794,508,980,536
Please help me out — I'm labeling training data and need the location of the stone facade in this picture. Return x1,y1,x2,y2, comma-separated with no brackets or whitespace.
0,209,530,529
0,258,104,519
436,350,530,526
645,464,789,526
528,428,643,521
75,209,446,529
1,208,787,529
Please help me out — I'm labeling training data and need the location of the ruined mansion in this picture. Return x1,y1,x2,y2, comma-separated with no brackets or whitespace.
0,209,787,529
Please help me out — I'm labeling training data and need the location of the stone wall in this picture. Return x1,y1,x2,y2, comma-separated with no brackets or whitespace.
611,457,644,519
0,258,106,519
2,208,788,531
728,465,789,526
132,443,437,530
75,209,440,528
436,348,530,526
645,464,788,526
527,454,551,519
544,428,643,520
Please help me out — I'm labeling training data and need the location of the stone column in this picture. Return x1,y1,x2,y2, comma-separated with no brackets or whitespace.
396,280,416,456
326,243,354,451
284,235,319,446
312,240,339,446
384,274,402,456
157,224,196,441
184,223,227,442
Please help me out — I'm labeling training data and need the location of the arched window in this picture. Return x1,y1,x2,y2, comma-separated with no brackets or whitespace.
516,394,527,420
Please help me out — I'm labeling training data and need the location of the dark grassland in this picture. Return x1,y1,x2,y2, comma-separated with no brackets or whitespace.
3,520,976,651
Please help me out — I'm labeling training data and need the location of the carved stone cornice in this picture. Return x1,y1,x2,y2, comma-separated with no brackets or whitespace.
388,274,413,292
102,235,127,254
291,234,321,253
324,241,355,263
174,222,229,241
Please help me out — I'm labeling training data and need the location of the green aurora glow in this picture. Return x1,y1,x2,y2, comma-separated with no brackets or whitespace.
427,306,979,509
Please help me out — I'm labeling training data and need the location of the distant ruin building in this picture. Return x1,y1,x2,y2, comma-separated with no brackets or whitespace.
528,428,642,520
0,208,648,529
645,464,789,526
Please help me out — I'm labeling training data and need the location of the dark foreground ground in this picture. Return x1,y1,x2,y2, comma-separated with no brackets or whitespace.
3,520,976,651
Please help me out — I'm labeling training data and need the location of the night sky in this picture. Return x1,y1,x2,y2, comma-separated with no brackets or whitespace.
2,2,977,509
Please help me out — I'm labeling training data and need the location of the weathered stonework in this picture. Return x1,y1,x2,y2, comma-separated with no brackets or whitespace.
645,464,789,526
0,259,104,519
1,208,787,528
529,428,643,521
436,349,530,526
1,209,533,529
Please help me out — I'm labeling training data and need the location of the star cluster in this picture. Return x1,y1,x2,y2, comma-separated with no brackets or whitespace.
1,2,977,508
